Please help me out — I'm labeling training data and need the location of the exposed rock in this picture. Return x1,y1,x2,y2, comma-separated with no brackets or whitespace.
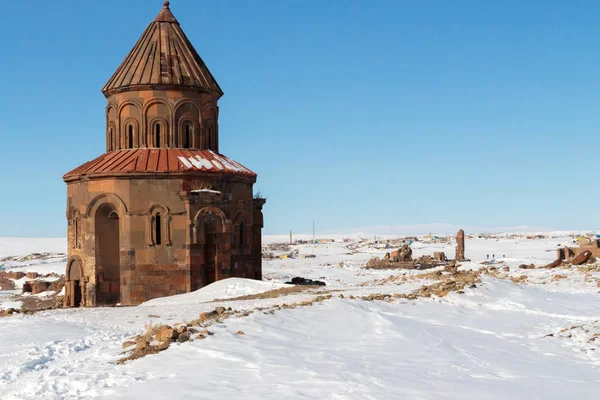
0,277,16,290
176,326,187,335
199,310,219,322
156,326,179,342
0,308,18,317
135,338,149,352
176,331,191,343
519,264,536,270
236,330,245,335
542,259,562,269
215,306,226,315
25,272,39,279
156,340,171,351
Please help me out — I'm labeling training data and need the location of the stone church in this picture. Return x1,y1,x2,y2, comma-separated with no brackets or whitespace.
63,1,266,307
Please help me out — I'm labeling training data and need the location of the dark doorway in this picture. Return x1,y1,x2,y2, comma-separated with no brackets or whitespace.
204,217,218,285
95,203,120,305
68,259,83,307
73,281,82,307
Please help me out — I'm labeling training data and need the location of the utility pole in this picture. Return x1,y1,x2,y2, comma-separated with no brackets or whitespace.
312,220,315,243
290,230,292,245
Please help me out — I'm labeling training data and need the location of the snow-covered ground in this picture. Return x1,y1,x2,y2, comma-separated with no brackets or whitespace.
0,235,599,399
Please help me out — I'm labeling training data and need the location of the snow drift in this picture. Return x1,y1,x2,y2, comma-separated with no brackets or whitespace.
140,278,291,306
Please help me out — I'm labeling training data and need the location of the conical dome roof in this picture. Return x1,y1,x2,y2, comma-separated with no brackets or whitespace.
102,1,223,97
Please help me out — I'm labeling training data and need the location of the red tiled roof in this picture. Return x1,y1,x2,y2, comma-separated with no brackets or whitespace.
63,149,256,181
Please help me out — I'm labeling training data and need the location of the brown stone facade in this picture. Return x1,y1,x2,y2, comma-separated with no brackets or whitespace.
63,2,265,307
105,89,220,153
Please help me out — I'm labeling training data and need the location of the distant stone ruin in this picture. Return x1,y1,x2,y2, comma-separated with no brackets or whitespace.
558,239,600,263
366,244,454,270
455,229,465,261
390,244,412,262
365,232,468,271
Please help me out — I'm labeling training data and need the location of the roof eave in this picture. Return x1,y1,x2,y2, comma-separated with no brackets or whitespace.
64,170,257,183
102,84,223,99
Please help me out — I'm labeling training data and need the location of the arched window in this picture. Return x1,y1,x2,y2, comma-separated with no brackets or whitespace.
239,222,245,245
128,125,133,148
155,123,161,147
183,123,192,149
155,213,162,245
147,204,171,247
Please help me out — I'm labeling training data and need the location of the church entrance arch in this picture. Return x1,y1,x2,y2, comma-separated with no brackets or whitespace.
95,203,120,305
202,213,222,286
66,258,83,307
193,207,228,288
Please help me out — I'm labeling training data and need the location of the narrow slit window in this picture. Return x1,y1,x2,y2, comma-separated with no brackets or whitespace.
108,128,113,151
155,124,161,147
184,124,191,149
128,125,133,148
155,213,162,245
75,217,79,248
239,223,244,245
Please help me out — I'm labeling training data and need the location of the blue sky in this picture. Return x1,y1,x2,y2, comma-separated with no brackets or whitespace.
1,0,599,237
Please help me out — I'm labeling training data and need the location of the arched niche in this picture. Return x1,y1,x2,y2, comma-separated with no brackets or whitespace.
144,99,172,147
118,101,142,150
123,118,139,149
86,193,128,219
174,101,200,148
107,122,117,152
192,206,230,287
146,203,172,246
202,107,218,151
106,103,118,151
149,117,169,147
65,256,85,308
94,203,121,306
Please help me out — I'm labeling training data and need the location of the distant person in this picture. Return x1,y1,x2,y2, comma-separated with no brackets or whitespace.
487,254,489,259
492,254,495,259
503,254,505,258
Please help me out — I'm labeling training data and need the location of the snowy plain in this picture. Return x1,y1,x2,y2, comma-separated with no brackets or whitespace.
0,234,599,399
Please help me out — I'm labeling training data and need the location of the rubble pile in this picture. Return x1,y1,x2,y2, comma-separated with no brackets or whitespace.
120,306,231,363
121,294,336,363
517,249,595,271
365,246,449,270
0,270,60,291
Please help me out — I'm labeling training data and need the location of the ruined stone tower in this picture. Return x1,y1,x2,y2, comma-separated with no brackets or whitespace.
63,1,266,307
